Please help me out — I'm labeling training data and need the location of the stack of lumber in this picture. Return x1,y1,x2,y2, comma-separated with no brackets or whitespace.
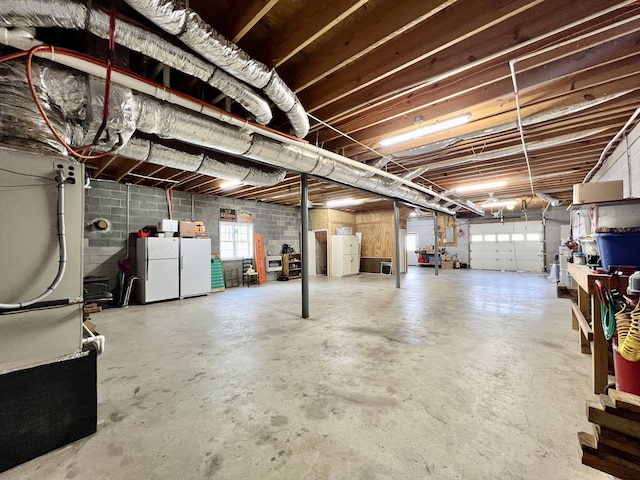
83,303,102,334
579,390,640,479
556,283,578,301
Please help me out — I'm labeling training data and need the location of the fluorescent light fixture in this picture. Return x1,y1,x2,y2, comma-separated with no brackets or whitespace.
380,113,471,147
220,180,241,190
450,180,507,193
480,200,517,209
326,198,364,208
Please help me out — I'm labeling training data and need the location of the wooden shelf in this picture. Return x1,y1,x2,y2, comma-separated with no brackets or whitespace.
282,253,302,279
567,263,630,394
569,198,640,210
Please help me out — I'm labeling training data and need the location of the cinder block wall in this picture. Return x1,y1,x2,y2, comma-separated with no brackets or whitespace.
84,180,301,287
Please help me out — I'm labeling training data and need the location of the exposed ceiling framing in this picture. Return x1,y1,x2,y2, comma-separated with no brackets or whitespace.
4,0,640,213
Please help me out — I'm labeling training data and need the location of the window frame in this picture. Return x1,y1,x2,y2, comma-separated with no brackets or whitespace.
219,221,254,260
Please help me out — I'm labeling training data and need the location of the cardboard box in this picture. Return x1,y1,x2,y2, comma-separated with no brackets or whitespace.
157,219,178,233
441,260,454,269
573,181,623,204
179,221,196,237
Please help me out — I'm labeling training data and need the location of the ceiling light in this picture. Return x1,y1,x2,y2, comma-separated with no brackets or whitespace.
480,200,517,209
379,113,472,147
450,180,507,193
220,180,241,190
326,198,364,207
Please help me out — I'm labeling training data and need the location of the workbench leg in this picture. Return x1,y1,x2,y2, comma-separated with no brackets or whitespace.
591,294,608,394
580,329,591,355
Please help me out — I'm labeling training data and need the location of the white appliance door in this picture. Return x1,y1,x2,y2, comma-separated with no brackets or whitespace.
341,254,353,276
346,236,359,255
148,237,179,260
180,238,212,298
348,254,359,275
145,258,179,303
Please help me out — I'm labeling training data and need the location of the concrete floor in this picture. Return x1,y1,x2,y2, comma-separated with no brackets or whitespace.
2,268,609,479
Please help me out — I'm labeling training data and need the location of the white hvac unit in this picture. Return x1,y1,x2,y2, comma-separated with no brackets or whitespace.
0,148,85,374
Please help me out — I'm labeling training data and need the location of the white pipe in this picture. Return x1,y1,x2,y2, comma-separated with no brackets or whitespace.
509,59,536,197
0,2,273,124
626,134,633,197
318,1,638,125
0,171,67,309
583,105,640,183
27,48,478,215
82,324,105,355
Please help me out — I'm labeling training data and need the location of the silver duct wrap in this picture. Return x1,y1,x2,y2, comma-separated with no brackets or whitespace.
282,144,337,177
0,0,85,28
0,58,286,187
136,97,254,156
147,143,203,171
114,136,152,160
0,0,273,125
123,0,310,138
198,157,286,187
124,0,187,36
0,60,86,152
85,76,138,149
115,137,204,171
114,138,284,186
0,56,465,214
179,11,272,89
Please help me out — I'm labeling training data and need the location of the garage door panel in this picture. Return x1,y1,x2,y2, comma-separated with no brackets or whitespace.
470,221,544,272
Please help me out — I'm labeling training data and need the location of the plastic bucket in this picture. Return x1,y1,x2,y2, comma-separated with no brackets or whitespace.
613,338,640,396
594,232,640,270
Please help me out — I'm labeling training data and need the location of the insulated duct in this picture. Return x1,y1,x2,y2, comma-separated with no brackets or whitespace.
0,54,480,215
0,0,273,124
118,137,286,186
0,59,285,187
122,0,310,138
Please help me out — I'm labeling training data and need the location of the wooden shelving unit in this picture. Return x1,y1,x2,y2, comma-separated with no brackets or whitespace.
568,263,630,394
282,253,302,279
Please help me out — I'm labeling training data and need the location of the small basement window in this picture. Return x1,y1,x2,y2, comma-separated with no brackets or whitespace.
220,222,253,260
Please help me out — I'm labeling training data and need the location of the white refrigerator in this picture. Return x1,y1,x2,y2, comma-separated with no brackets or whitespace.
179,238,212,298
137,237,180,304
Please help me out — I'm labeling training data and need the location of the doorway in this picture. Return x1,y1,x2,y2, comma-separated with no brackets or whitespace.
313,230,328,275
406,232,419,266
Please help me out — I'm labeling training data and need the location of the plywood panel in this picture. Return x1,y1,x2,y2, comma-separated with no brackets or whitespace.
358,222,394,258
311,209,328,231
328,209,357,233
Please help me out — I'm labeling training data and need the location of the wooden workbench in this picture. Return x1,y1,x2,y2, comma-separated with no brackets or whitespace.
568,263,610,394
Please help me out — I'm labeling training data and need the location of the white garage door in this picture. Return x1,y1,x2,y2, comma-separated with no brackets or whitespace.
470,221,544,272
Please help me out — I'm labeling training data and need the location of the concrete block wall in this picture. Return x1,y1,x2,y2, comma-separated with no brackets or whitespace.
84,180,301,287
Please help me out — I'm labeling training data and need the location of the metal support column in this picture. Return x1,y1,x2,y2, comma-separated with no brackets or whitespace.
433,213,439,276
394,200,401,289
301,174,309,318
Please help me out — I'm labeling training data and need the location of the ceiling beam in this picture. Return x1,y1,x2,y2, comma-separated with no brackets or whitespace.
229,0,281,43
313,23,640,144
268,0,370,67
280,0,457,90
299,0,630,115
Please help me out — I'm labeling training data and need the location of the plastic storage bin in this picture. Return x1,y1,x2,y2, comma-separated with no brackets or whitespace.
594,232,640,270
